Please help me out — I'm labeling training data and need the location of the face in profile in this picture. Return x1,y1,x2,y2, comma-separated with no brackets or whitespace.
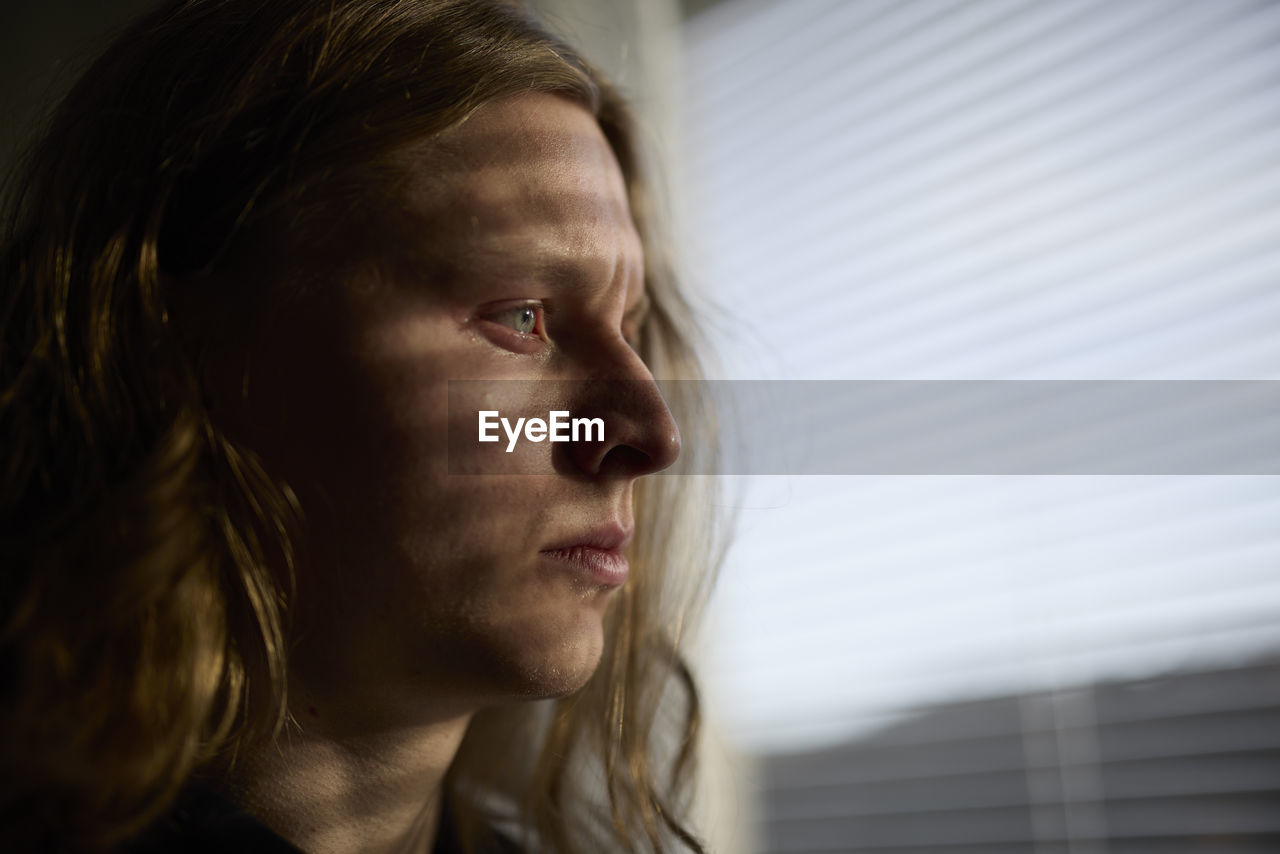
204,93,679,720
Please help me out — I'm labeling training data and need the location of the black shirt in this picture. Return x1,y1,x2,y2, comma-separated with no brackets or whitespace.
129,784,523,853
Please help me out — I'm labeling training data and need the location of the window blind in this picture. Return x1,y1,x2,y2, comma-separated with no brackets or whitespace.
681,0,1280,849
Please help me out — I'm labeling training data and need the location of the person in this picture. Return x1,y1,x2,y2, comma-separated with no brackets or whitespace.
0,1,719,851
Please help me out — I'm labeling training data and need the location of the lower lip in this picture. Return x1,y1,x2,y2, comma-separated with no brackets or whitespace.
540,546,629,588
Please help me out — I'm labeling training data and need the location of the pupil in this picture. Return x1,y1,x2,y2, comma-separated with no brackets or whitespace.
519,309,535,332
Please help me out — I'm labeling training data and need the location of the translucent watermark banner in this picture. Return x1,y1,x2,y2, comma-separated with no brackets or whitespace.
447,381,1280,474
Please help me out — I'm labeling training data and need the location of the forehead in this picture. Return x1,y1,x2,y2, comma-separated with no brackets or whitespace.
393,93,641,280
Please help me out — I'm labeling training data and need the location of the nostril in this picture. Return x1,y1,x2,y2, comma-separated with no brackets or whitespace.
562,376,681,478
598,445,657,477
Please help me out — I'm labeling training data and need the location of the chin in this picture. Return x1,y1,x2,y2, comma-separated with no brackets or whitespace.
518,629,607,700
469,608,609,703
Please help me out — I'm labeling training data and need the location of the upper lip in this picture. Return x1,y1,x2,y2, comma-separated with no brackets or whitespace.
542,521,634,552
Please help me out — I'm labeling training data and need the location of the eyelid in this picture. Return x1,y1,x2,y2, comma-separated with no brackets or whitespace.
478,300,548,335
475,299,647,358
474,300,552,356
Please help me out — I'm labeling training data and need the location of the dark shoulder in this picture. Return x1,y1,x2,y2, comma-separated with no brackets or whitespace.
128,784,526,854
125,783,302,854
432,805,527,854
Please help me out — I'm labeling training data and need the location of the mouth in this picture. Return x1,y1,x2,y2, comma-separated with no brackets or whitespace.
540,522,633,588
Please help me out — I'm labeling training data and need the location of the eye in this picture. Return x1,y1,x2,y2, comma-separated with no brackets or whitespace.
485,303,544,337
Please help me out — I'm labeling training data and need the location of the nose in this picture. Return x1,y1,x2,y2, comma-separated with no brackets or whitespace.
564,349,681,479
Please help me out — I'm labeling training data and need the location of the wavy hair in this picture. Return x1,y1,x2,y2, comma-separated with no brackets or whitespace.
0,1,719,851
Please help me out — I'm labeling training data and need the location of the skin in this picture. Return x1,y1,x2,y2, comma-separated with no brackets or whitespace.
209,93,680,853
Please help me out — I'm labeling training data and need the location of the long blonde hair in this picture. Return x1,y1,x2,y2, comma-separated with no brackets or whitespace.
0,1,719,851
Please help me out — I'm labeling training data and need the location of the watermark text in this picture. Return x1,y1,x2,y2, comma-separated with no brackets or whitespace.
478,410,605,452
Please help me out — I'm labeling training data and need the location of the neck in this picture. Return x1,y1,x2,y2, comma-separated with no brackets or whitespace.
220,682,473,854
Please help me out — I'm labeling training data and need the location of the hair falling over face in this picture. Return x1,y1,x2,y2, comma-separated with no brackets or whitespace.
0,1,722,851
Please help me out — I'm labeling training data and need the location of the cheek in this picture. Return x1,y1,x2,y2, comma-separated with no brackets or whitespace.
233,305,457,495
246,321,554,597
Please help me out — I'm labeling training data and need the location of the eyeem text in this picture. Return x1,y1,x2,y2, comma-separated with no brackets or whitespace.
478,410,605,452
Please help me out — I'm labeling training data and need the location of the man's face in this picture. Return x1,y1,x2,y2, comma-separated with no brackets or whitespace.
212,93,679,717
